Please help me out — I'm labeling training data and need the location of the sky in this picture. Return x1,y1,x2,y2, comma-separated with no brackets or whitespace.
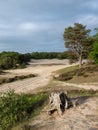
0,0,98,53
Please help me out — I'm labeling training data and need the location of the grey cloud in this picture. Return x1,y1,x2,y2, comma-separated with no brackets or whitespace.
0,0,98,52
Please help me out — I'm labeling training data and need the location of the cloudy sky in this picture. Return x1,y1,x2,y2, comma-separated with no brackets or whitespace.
0,0,98,53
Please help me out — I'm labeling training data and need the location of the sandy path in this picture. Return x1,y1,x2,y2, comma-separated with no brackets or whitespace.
0,65,70,94
59,82,98,90
29,97,98,130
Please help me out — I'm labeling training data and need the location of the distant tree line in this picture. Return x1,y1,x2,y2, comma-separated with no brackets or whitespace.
0,52,31,69
0,51,70,70
0,50,90,70
30,52,68,59
0,51,79,70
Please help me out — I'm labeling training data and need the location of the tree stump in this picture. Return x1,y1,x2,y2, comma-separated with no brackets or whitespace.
47,91,76,116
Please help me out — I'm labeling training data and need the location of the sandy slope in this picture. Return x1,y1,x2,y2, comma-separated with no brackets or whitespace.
0,59,97,94
0,62,72,93
29,97,98,130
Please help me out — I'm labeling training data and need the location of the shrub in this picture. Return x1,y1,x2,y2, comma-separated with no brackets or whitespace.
0,79,6,84
55,70,76,81
0,90,48,130
0,74,36,85
54,65,98,81
0,52,31,70
89,42,98,64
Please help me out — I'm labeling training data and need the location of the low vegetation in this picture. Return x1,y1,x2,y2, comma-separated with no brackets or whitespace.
54,65,78,74
67,89,98,98
54,64,98,83
0,90,48,130
0,74,36,85
0,70,4,74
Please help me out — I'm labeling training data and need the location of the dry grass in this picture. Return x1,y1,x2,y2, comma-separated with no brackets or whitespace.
67,72,98,84
54,65,78,74
54,64,98,84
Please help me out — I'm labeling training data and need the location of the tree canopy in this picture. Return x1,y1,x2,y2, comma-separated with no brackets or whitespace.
63,23,91,67
0,52,31,69
89,29,98,64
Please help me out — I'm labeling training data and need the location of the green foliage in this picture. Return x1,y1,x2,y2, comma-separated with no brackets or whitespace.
63,23,90,50
31,51,73,60
0,52,31,69
89,29,98,64
0,90,48,130
54,65,98,81
57,51,69,59
31,52,61,59
63,23,90,67
93,28,98,42
0,51,70,70
89,42,98,64
67,51,78,64
82,36,94,58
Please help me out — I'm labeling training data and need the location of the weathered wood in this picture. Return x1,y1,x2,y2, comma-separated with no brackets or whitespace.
48,91,76,116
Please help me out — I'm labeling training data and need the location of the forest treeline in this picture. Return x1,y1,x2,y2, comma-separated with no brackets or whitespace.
0,51,75,69
0,46,96,70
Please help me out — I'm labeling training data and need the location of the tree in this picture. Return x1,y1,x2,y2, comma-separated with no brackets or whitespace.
0,55,13,69
0,52,30,69
63,23,91,68
89,42,98,64
89,29,98,64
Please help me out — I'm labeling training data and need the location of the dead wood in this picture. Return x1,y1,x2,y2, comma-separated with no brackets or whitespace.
47,91,76,116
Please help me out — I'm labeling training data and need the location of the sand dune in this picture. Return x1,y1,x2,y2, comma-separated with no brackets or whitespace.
0,59,70,93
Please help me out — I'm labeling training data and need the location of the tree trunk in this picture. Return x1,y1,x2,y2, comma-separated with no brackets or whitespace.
79,54,82,68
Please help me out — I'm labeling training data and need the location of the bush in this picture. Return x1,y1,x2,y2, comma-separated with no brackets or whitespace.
0,90,48,130
0,79,6,84
55,70,76,81
89,42,98,64
0,52,31,70
54,65,98,81
0,74,36,85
